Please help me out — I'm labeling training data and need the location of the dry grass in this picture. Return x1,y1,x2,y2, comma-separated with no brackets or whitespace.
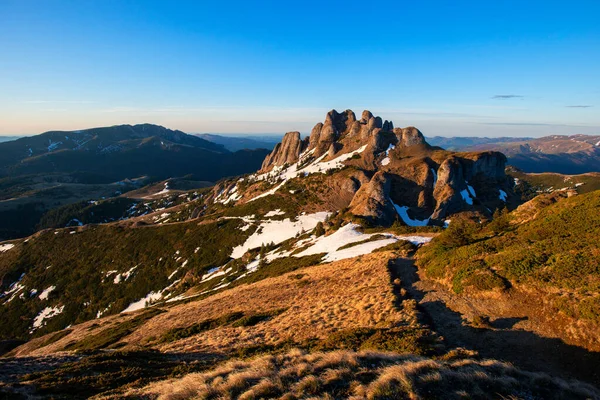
115,349,600,400
144,252,415,355
19,251,415,356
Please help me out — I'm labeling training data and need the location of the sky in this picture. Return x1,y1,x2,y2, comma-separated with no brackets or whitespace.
0,0,599,137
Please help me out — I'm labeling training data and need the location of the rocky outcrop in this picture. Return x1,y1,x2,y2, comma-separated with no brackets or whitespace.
349,172,396,224
261,131,308,170
256,108,513,226
394,127,427,148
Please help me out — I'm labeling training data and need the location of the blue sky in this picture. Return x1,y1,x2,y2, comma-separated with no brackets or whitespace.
0,1,599,137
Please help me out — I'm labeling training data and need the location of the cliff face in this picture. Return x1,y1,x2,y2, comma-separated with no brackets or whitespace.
261,131,308,170
236,109,512,226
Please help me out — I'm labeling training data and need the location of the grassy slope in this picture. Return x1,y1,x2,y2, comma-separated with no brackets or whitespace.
0,218,250,340
417,190,600,334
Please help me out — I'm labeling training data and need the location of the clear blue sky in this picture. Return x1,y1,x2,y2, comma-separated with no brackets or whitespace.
1,0,599,137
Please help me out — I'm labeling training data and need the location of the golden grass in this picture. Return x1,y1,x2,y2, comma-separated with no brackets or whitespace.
145,252,414,355
114,349,599,400
18,251,415,356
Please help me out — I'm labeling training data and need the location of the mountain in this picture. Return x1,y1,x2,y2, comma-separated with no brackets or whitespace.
212,109,515,226
0,124,269,240
0,124,259,182
1,110,600,398
0,136,22,144
427,136,535,151
429,134,600,174
196,133,282,152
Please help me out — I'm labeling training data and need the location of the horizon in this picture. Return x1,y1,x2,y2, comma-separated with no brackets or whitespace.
1,1,599,137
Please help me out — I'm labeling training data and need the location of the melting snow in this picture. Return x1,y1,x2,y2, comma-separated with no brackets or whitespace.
460,189,474,205
113,266,138,284
380,144,395,166
230,211,330,258
201,266,232,282
467,185,477,198
0,243,15,252
32,305,64,330
392,203,430,227
39,285,56,300
294,223,432,262
47,141,62,152
1,273,25,303
248,145,368,201
155,182,170,196
265,209,285,217
121,291,163,313
499,189,508,202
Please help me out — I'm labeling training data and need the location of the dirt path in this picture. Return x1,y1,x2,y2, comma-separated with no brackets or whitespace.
389,257,600,387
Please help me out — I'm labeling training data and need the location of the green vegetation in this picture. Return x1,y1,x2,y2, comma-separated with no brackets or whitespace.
508,170,600,201
312,327,440,356
336,234,388,250
65,308,164,351
16,350,222,399
231,308,287,328
234,254,325,286
0,217,251,340
159,311,244,343
417,190,600,321
37,197,137,229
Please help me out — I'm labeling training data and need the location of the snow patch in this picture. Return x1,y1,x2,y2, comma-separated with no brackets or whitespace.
294,223,431,262
460,189,474,205
39,285,56,300
392,203,430,227
230,211,330,259
32,305,64,331
0,243,15,252
499,189,507,202
248,145,368,201
467,185,477,198
113,266,138,284
265,209,285,217
121,291,163,313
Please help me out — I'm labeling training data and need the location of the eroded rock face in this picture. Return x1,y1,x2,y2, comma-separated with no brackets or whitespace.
261,131,308,170
395,127,427,148
257,108,513,226
349,171,396,224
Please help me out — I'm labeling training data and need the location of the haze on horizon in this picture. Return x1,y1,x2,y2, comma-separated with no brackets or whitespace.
0,0,598,138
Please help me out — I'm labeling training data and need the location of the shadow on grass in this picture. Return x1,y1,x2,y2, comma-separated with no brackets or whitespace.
389,257,600,388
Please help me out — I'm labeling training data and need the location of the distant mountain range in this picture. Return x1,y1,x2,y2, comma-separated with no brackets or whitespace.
0,124,269,240
0,124,271,183
195,133,282,152
0,136,22,143
428,134,600,174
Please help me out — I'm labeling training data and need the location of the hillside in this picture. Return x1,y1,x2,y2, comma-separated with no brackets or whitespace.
0,124,269,240
430,134,600,174
1,110,600,398
417,189,600,352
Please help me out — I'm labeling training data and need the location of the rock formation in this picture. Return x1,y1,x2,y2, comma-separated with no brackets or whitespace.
251,109,513,226
261,131,309,170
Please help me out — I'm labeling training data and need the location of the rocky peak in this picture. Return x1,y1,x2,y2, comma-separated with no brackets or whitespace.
256,109,513,226
395,127,427,148
261,131,308,170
